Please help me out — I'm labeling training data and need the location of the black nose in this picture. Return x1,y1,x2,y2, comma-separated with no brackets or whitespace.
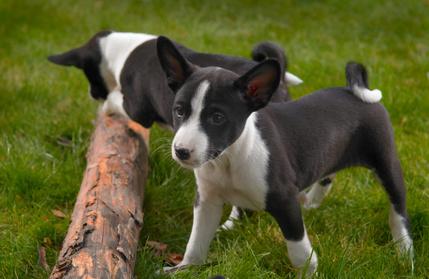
175,147,191,160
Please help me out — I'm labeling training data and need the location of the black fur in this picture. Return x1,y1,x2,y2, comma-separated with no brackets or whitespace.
319,177,332,186
261,87,409,238
48,32,291,128
251,41,287,81
48,30,112,100
346,61,368,88
158,38,411,258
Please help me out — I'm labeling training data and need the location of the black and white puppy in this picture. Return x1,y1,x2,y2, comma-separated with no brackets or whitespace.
48,31,303,129
48,31,302,230
157,36,413,276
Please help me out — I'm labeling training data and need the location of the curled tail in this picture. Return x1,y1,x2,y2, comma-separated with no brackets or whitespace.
251,42,303,86
252,42,287,73
346,62,382,103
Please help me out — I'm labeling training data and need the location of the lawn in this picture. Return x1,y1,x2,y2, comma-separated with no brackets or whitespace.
0,0,428,278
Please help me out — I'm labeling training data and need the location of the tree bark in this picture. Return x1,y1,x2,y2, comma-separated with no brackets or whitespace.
50,114,150,279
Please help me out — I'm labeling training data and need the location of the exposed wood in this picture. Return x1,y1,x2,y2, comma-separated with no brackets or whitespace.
50,114,150,279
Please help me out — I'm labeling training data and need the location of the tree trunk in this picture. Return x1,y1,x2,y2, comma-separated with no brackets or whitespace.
50,114,150,279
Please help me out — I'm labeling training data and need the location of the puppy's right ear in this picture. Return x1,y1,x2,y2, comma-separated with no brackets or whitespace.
48,47,83,69
234,59,281,111
157,36,194,92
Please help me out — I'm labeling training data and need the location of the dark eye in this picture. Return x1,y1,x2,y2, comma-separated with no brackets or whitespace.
209,112,226,125
175,105,185,118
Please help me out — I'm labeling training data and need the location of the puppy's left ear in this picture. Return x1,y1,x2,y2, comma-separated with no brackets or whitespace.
234,59,281,111
157,36,195,92
48,47,84,69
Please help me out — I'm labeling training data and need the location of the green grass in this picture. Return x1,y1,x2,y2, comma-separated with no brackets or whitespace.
1,0,428,278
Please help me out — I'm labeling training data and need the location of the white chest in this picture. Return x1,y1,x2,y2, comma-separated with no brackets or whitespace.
195,113,270,211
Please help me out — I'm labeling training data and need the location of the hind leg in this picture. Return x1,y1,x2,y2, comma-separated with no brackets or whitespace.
266,188,318,277
374,155,413,260
220,206,242,230
299,175,335,209
389,206,413,257
220,206,254,230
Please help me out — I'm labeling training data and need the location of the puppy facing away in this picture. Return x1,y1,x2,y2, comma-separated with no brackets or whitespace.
48,31,302,129
157,36,413,276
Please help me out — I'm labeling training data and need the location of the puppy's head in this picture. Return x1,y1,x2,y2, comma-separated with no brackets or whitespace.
157,36,281,168
48,31,112,100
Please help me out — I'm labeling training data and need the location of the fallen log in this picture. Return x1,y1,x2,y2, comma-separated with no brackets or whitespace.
50,114,150,279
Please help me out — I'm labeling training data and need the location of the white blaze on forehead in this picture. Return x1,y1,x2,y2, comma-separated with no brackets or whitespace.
172,80,210,166
190,80,210,117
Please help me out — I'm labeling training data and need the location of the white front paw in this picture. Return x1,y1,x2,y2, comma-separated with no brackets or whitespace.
297,269,318,279
158,263,189,274
296,257,318,278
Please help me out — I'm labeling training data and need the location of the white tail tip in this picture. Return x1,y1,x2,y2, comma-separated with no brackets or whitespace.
352,85,382,103
285,72,303,86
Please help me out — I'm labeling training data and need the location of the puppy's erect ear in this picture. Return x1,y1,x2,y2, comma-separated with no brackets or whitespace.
157,36,194,92
48,48,84,69
234,59,281,111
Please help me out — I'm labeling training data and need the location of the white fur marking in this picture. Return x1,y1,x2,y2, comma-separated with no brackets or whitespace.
285,72,303,86
196,112,269,211
389,207,414,257
172,81,210,167
102,90,129,117
176,114,270,268
98,32,157,91
352,85,382,103
97,32,156,122
286,229,318,276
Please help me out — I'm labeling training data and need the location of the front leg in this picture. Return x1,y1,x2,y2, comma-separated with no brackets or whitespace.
266,189,318,277
164,189,223,272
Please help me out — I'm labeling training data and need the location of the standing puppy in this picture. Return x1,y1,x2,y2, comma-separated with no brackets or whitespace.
48,31,303,230
157,36,413,276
